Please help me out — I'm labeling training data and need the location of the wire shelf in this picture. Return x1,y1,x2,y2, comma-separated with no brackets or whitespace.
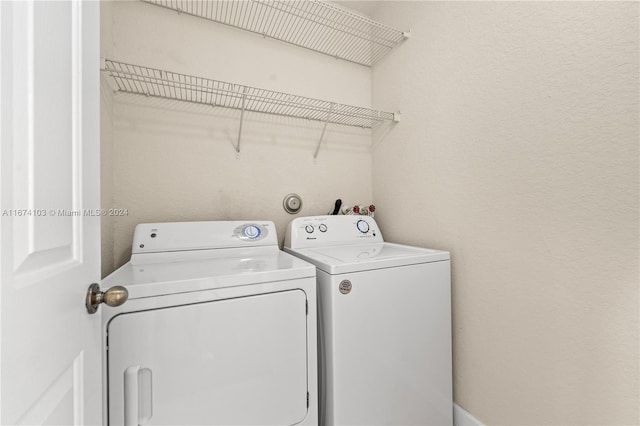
103,59,396,128
141,0,408,67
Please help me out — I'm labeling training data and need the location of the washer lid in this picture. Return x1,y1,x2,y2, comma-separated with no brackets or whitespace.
101,248,315,299
285,242,450,275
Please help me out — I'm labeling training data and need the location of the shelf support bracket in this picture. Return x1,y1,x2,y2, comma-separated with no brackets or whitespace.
314,103,335,159
236,87,247,158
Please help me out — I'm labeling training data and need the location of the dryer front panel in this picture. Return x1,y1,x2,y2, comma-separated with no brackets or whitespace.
107,290,309,426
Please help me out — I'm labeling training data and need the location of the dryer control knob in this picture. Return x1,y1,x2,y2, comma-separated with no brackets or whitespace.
305,225,315,234
243,225,261,239
319,224,328,232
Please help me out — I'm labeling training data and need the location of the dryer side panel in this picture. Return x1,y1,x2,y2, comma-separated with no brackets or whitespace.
107,290,309,426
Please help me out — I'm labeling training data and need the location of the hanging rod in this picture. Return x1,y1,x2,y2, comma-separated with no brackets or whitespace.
102,59,397,129
140,0,409,67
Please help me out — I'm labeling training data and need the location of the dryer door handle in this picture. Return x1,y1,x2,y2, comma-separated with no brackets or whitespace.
124,365,153,425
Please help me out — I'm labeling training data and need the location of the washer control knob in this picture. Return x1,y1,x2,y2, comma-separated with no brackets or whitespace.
243,225,261,239
319,224,328,233
356,220,369,234
305,225,315,234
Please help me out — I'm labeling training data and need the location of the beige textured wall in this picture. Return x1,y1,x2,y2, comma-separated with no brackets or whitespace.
99,84,114,278
371,2,639,425
101,1,374,273
100,0,114,278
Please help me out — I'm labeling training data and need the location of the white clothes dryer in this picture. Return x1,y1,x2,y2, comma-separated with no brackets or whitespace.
284,215,452,426
101,221,318,426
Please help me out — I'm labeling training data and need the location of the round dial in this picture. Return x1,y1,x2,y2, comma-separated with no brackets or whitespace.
305,225,315,234
356,220,370,234
242,225,261,239
319,224,328,233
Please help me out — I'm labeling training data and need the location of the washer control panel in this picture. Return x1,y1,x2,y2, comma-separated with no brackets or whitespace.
285,215,383,249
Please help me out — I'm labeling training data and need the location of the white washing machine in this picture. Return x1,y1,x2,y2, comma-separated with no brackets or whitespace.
100,221,318,426
284,215,452,426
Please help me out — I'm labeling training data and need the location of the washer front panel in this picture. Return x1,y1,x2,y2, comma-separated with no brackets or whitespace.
107,290,308,426
317,263,453,426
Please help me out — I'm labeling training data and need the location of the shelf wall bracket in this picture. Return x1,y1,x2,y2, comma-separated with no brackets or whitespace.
314,103,335,159
236,87,247,158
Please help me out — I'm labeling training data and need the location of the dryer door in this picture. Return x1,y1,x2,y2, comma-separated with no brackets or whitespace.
107,289,309,425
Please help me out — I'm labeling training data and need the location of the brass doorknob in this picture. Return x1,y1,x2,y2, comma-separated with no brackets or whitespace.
86,283,129,314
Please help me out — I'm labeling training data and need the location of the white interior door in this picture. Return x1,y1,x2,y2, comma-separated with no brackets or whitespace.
0,1,101,424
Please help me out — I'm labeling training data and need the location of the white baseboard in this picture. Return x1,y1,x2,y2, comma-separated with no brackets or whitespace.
453,403,484,426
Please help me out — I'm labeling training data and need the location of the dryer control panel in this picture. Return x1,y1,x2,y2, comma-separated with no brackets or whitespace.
132,221,276,254
285,215,383,249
